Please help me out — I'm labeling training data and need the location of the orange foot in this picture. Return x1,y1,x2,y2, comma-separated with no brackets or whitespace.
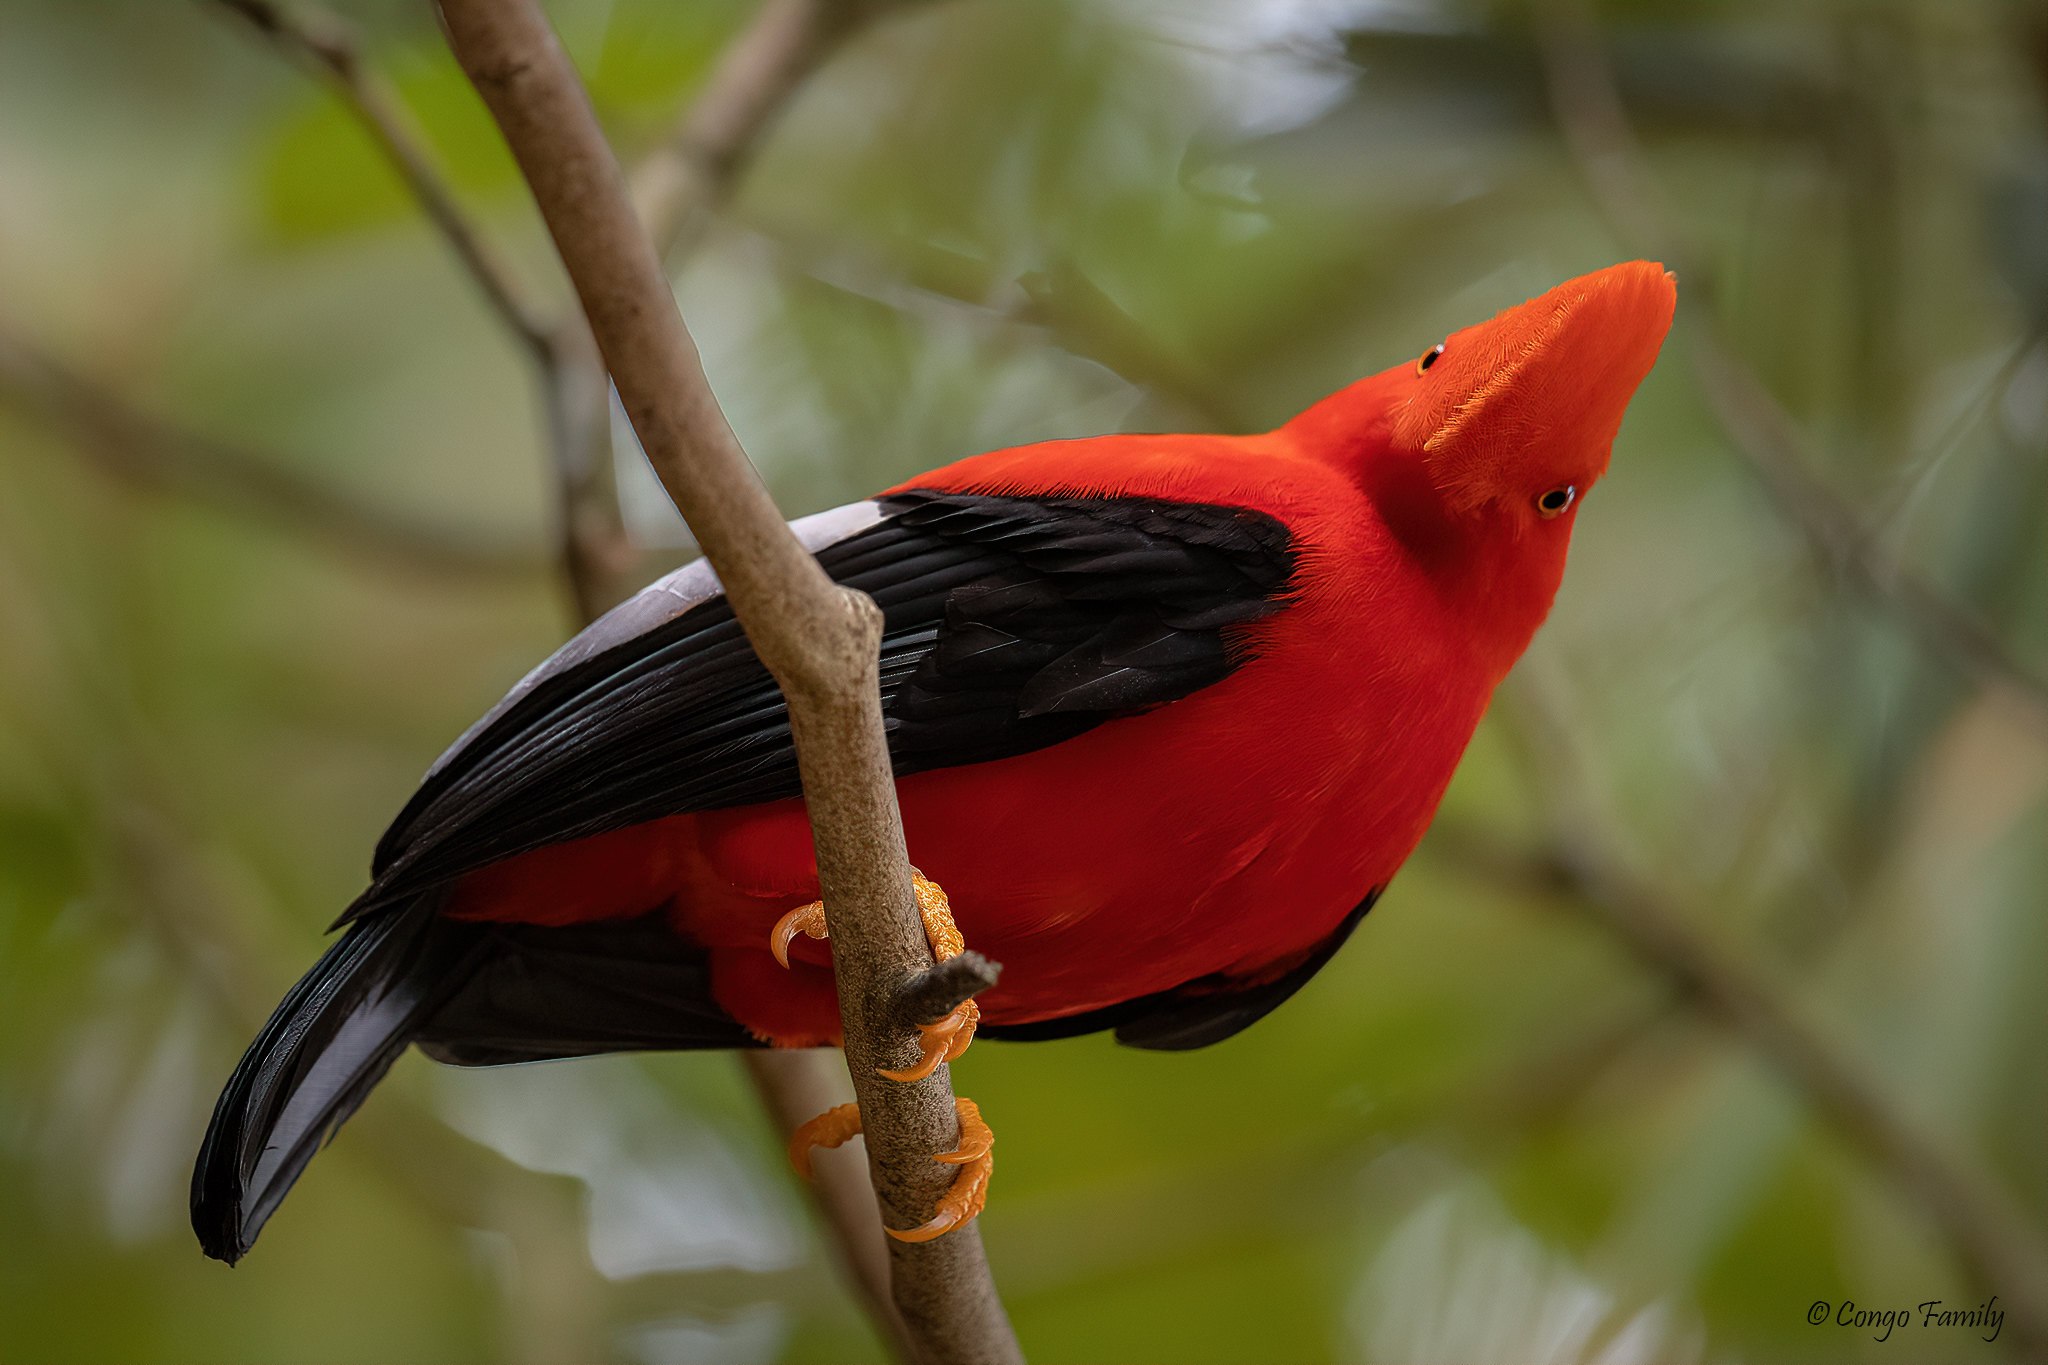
789,1097,994,1243
771,869,981,1083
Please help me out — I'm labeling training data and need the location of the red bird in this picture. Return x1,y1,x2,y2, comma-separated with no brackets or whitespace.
193,261,1675,1258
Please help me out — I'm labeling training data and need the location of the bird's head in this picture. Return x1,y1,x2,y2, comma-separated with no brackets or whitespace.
1392,260,1676,529
1290,261,1674,672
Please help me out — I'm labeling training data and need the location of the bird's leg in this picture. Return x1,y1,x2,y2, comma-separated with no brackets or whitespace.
787,1101,864,1180
773,869,993,1240
879,872,981,1083
788,1097,994,1244
769,900,829,969
890,1097,994,1243
770,868,981,1082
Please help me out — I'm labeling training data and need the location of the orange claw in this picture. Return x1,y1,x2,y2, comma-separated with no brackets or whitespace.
888,1098,994,1243
933,1096,992,1165
788,1101,864,1181
771,901,829,969
787,1097,995,1243
909,869,965,960
876,999,980,1084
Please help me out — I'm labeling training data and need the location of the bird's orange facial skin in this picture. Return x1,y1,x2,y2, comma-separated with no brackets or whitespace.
1395,260,1676,524
1298,261,1676,677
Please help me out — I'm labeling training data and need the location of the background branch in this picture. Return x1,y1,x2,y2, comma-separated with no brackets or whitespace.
0,322,548,579
1530,0,2048,726
434,2,1018,1361
209,0,553,359
632,0,905,260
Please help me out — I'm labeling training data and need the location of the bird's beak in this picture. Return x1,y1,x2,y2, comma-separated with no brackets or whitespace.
1399,261,1677,510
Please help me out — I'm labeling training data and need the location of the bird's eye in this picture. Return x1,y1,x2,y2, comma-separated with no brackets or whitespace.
1416,343,1445,375
1536,485,1577,519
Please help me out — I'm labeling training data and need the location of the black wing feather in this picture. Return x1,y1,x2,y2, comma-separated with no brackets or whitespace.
353,490,1295,917
414,910,761,1066
194,489,1305,1263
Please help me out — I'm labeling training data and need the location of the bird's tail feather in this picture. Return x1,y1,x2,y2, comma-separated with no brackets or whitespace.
190,902,482,1264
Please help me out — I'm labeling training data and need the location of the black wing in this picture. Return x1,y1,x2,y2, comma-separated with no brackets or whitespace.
980,889,1380,1050
351,490,1296,917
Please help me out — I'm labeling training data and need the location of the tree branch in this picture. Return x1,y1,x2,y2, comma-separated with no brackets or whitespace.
0,321,549,579
578,1,932,1331
631,0,903,260
1529,0,2048,727
435,3,1018,1361
210,0,554,360
208,0,921,1331
899,952,1001,1027
741,1051,908,1348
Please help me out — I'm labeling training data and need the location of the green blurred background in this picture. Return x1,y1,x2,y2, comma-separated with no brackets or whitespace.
4,0,2047,1361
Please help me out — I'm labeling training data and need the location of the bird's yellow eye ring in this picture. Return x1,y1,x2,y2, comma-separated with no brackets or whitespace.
1536,485,1577,519
1416,343,1445,376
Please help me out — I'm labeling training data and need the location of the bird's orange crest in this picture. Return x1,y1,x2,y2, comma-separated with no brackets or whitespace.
1395,260,1676,520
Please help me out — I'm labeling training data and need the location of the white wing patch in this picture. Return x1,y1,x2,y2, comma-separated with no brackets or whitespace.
423,500,887,780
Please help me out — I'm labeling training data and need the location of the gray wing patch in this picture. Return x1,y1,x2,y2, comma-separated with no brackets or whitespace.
424,500,884,780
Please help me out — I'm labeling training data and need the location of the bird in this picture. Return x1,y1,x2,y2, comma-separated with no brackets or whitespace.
192,259,1676,1260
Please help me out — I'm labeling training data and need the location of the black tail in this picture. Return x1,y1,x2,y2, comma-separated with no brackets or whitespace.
190,904,483,1264
192,904,759,1263
413,909,759,1066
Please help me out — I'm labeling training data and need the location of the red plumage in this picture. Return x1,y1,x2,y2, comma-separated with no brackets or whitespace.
192,261,1675,1262
443,261,1676,1044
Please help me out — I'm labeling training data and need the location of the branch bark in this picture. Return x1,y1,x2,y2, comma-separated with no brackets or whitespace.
435,3,1018,1361
577,0,921,1333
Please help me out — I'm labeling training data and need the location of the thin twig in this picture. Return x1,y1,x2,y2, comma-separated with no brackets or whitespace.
209,0,553,360
631,0,904,259
900,952,1000,1027
1530,0,2048,726
210,0,916,1332
0,322,549,579
210,0,638,608
535,317,638,621
435,4,1017,1361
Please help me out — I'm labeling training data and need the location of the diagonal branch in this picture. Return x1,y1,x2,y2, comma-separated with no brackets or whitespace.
209,0,554,360
206,0,923,1332
632,0,907,260
1530,0,2048,726
434,4,1018,1363
0,322,549,579
611,4,935,1335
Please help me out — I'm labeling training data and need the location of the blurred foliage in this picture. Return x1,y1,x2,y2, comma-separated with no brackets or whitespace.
3,0,2047,1362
